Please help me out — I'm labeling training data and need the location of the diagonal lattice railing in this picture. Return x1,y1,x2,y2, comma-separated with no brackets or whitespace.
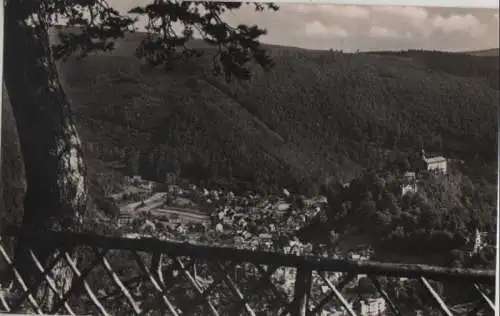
0,226,496,316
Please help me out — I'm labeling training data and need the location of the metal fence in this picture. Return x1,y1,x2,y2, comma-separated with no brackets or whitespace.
0,226,496,315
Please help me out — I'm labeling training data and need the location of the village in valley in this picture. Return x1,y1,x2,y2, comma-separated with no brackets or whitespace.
89,148,491,316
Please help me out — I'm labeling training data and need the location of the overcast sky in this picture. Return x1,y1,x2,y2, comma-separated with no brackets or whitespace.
111,1,499,52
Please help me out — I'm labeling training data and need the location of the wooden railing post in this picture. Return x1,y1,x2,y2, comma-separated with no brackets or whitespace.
292,266,312,316
192,261,198,282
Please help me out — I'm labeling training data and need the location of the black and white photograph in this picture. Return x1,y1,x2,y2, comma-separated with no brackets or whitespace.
0,1,498,315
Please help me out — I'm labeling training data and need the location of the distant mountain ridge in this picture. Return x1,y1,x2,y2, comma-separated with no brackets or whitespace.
56,32,498,196
463,48,499,57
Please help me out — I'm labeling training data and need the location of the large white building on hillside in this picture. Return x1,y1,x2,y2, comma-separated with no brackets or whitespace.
400,149,448,195
421,149,447,174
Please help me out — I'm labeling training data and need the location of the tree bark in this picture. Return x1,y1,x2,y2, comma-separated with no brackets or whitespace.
0,82,26,285
4,3,89,311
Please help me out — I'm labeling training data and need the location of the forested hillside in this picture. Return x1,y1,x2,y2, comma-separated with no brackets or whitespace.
57,33,498,196
320,168,495,259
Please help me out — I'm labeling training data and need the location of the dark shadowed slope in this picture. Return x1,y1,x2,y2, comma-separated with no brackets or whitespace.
372,49,499,89
56,34,498,195
464,48,499,57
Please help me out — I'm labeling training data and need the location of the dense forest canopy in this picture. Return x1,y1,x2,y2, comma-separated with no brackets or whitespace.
325,169,495,252
58,34,498,196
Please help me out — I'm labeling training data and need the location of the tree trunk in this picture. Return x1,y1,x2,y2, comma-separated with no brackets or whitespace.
0,82,26,285
4,3,89,311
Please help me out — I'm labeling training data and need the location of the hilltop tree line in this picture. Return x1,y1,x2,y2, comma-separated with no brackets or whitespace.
373,49,499,90
221,48,497,159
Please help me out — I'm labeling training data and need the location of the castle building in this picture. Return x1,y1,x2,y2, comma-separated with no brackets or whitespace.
420,149,447,174
400,149,447,195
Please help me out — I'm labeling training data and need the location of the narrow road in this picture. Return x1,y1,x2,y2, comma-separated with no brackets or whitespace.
119,192,210,223
120,192,167,213
151,208,209,223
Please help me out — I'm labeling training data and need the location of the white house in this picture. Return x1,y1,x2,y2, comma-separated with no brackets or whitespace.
401,183,418,196
424,156,447,174
470,229,488,254
401,172,418,195
356,298,387,316
421,149,447,174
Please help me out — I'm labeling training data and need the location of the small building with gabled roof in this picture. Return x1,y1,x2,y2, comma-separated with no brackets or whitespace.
420,149,447,174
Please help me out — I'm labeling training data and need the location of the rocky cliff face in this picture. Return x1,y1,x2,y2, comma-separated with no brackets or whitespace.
0,82,26,272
